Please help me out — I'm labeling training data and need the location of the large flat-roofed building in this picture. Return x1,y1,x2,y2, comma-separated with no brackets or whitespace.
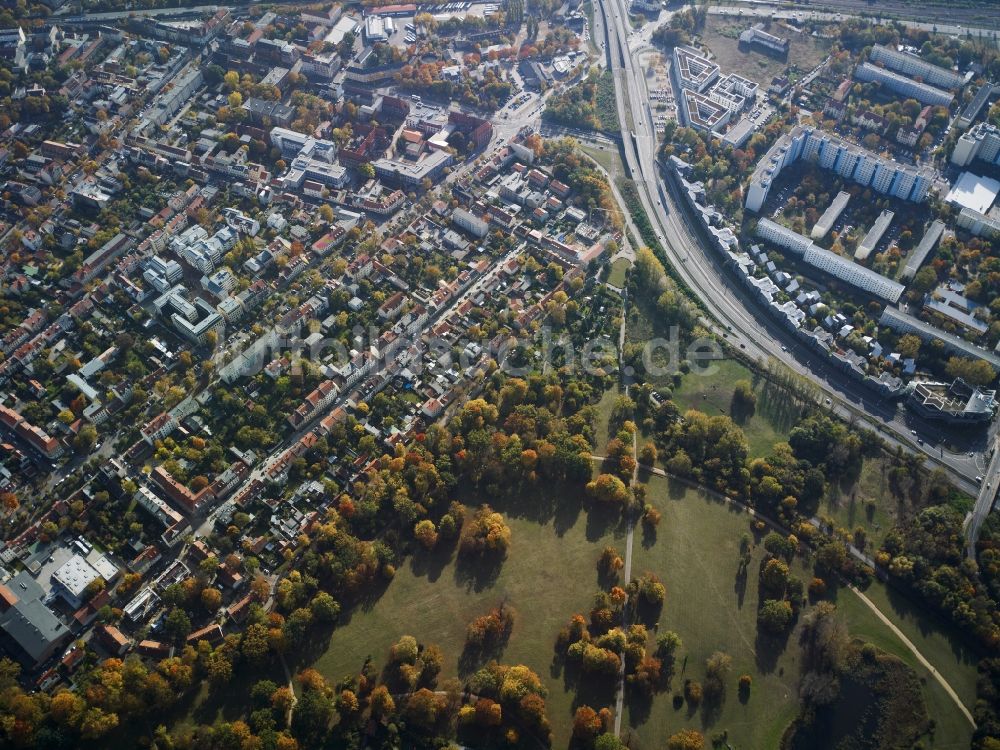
756,216,813,254
956,206,1000,238
854,62,953,107
945,171,1000,215
679,89,731,133
925,285,989,335
956,84,997,131
756,218,904,303
811,191,850,239
672,47,754,134
51,553,117,608
908,379,997,424
0,573,71,667
373,148,453,188
452,207,488,238
880,306,1000,369
709,74,758,113
868,45,964,90
745,125,935,212
802,244,904,303
672,45,719,92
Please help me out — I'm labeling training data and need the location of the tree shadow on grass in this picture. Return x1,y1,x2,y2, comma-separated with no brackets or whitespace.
641,521,657,549
881,583,982,669
181,661,287,727
754,627,792,675
699,689,726,728
637,463,654,484
625,686,653,727
597,566,621,590
454,550,506,593
756,378,805,434
459,638,509,679
730,396,756,426
568,673,618,716
287,627,336,673
408,540,456,584
553,491,584,538
632,597,664,630
585,502,626,542
480,480,584,538
734,565,748,609
667,477,689,500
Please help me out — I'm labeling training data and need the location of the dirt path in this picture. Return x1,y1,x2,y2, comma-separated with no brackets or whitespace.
848,584,975,728
279,652,297,728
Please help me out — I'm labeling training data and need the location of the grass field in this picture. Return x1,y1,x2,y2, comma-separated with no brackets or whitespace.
303,469,977,747
700,18,832,87
627,474,805,747
580,144,622,179
830,582,978,749
312,493,628,743
606,257,631,289
631,473,975,749
668,358,802,458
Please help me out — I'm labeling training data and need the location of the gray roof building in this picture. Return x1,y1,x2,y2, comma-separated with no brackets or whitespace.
0,572,70,666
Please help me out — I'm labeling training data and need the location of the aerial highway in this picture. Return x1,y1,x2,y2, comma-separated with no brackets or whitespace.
968,436,1000,555
591,0,990,498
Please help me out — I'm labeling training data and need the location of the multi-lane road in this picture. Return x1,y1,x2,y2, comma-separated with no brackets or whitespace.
592,0,994,512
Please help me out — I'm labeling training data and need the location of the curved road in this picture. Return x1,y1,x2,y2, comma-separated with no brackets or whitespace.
592,0,985,499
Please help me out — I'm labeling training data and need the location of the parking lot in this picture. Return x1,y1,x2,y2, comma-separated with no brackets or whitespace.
638,49,676,134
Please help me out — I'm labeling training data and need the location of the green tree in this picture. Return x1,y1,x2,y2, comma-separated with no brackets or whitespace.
758,599,793,634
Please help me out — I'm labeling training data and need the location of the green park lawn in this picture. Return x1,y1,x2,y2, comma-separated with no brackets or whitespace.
630,472,976,749
312,489,629,743
593,386,628,447
668,358,799,458
831,582,978,750
627,474,804,747
606,258,631,290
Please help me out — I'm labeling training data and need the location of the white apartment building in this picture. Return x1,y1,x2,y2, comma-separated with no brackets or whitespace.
952,122,1000,167
869,45,963,90
453,207,489,238
854,62,953,107
756,219,904,303
745,126,935,212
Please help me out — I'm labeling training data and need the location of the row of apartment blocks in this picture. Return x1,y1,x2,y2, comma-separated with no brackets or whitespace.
868,44,965,91
745,125,935,213
756,218,905,303
854,62,953,107
0,405,63,459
